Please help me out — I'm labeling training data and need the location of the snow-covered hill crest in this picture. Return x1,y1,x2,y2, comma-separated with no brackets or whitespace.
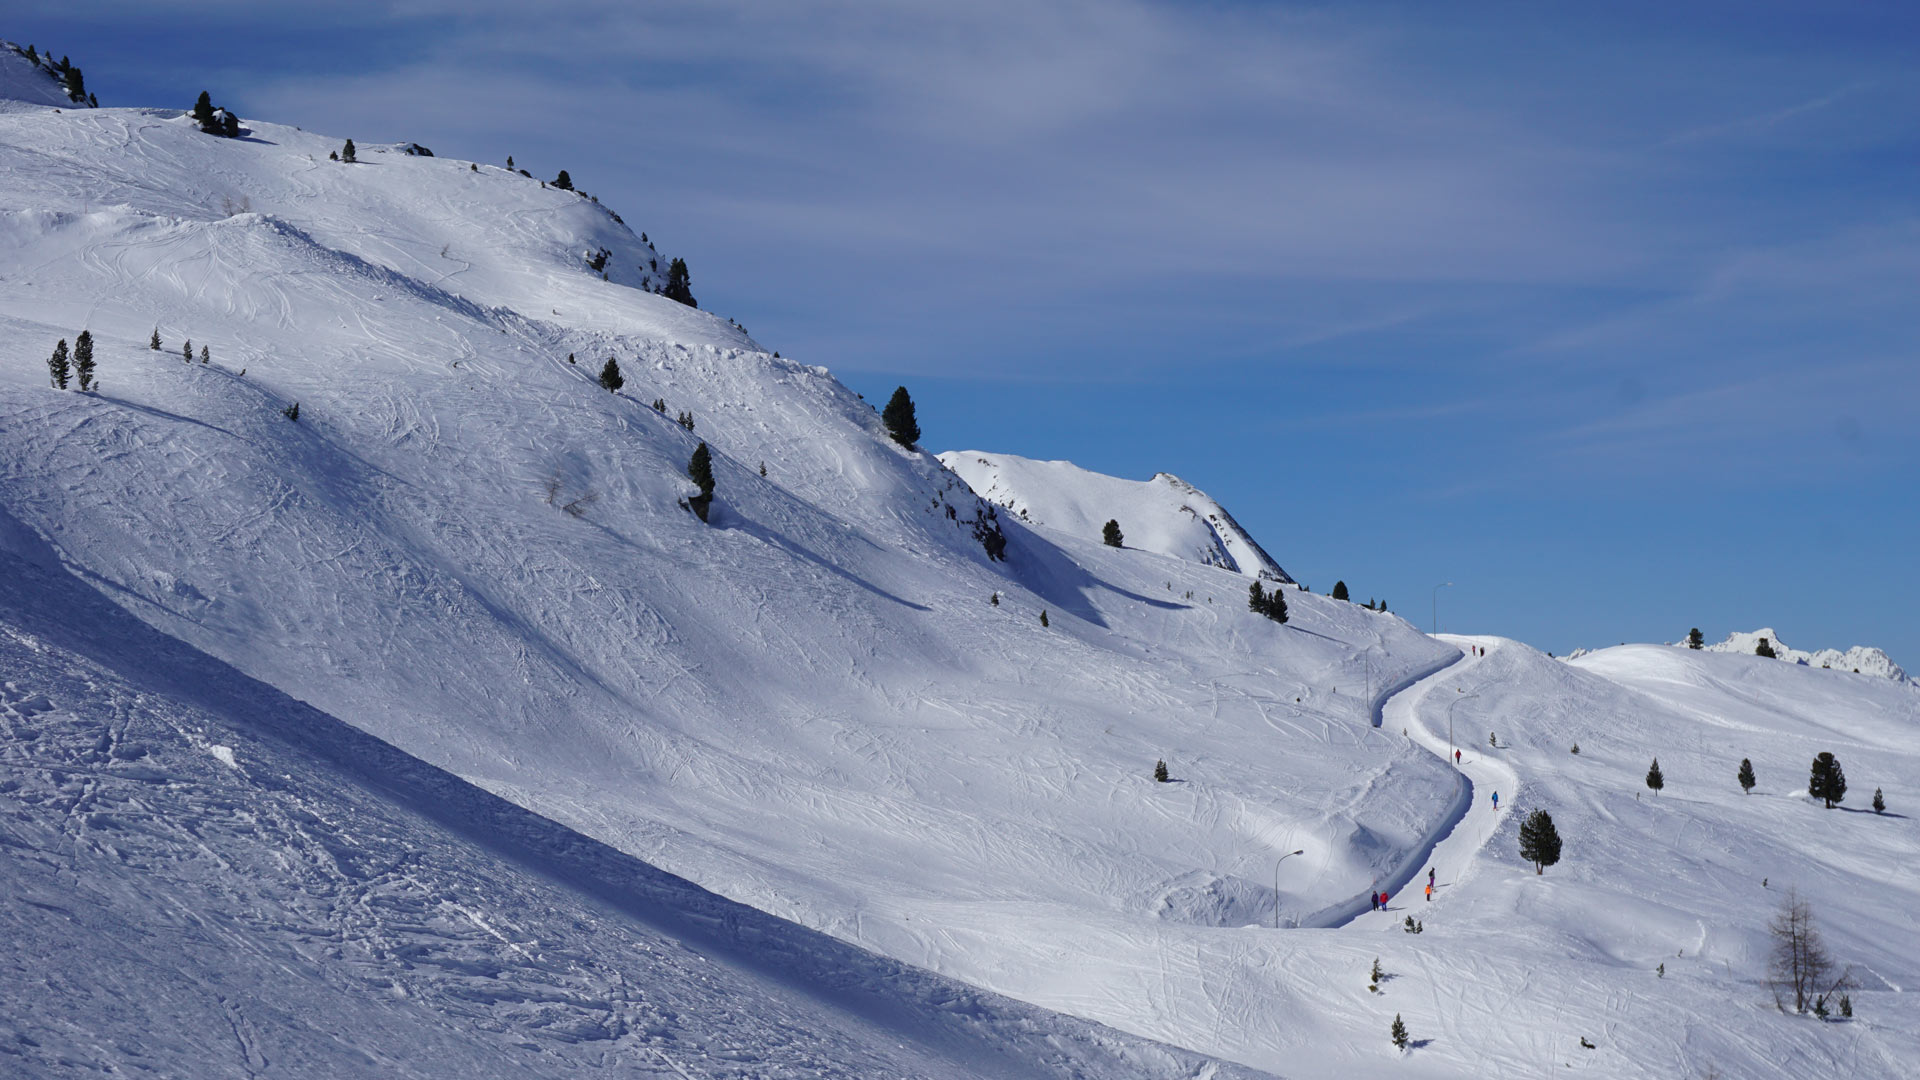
941,450,1293,583
0,39,93,109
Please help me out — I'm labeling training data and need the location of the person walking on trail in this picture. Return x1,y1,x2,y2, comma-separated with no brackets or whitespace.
1370,892,1379,912
1491,791,1499,811
1425,882,1432,902
1428,867,1436,888
1454,749,1461,765
1380,891,1389,909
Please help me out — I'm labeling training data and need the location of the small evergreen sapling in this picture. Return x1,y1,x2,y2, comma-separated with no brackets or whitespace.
1872,788,1885,814
882,387,920,448
341,139,357,163
282,402,299,421
598,357,624,392
1809,752,1846,809
183,339,194,363
199,345,209,364
1390,1014,1408,1051
73,330,94,391
687,442,715,523
1040,610,1050,627
149,327,161,350
1739,758,1756,794
1102,519,1124,548
1332,580,1349,601
1518,809,1561,875
1756,637,1777,658
1687,627,1705,649
1646,758,1664,796
1153,760,1169,783
1369,958,1383,992
553,169,573,190
47,338,70,389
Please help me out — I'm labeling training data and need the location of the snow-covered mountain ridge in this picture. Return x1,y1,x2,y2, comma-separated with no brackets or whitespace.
3,45,1918,1079
1702,628,1907,682
940,450,1294,583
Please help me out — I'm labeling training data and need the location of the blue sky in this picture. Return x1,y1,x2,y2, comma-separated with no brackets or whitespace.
15,1,1918,662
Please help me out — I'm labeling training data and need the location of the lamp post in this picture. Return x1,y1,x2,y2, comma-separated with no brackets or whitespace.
1447,692,1478,761
1275,849,1305,928
1432,582,1454,636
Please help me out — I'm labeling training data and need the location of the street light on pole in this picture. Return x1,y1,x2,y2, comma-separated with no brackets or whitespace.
1432,582,1454,636
1275,849,1305,929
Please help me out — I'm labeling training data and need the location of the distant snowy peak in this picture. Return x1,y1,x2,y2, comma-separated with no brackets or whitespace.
938,450,1293,583
1700,628,1907,682
0,41,95,108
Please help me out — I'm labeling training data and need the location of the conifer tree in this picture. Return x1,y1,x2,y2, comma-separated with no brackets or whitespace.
1269,586,1288,624
199,345,209,364
687,441,715,522
73,330,94,391
1739,758,1756,794
1687,627,1704,649
1102,519,1124,548
1369,958,1383,990
1390,1014,1409,1050
1755,637,1777,658
1249,581,1266,614
662,257,697,307
553,169,573,190
1040,610,1049,627
1153,759,1168,783
192,91,215,127
1518,809,1561,874
1872,787,1885,814
1808,752,1846,809
989,592,999,606
282,402,299,421
653,398,666,413
149,327,161,350
1646,757,1664,796
1332,580,1349,601
183,339,193,363
598,357,623,392
341,139,356,163
47,338,70,389
882,386,920,448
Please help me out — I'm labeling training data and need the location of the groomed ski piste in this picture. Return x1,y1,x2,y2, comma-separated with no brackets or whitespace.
2,43,1916,1078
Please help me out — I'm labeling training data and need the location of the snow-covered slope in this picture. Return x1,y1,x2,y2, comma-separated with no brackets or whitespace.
940,450,1294,583
4,62,1917,1080
1703,627,1908,682
0,507,1263,1080
0,40,92,109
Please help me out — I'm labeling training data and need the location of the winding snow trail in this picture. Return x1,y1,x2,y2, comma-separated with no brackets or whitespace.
1313,636,1523,929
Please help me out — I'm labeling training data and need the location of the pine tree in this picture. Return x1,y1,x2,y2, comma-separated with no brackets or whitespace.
553,170,573,190
687,441,715,523
1369,958,1383,990
1646,757,1664,796
1249,581,1267,613
1153,759,1168,783
1687,627,1704,649
192,91,215,127
1739,758,1756,794
598,357,624,392
653,398,667,413
989,592,999,606
47,338,70,389
1102,519,1124,548
341,139,357,163
1390,1014,1409,1050
199,345,209,364
1873,787,1885,814
1517,809,1561,874
1332,580,1349,601
149,327,161,350
1808,752,1846,809
1040,610,1049,628
1269,586,1288,624
662,257,697,307
282,402,299,421
882,386,920,448
1756,637,1777,658
73,330,94,391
